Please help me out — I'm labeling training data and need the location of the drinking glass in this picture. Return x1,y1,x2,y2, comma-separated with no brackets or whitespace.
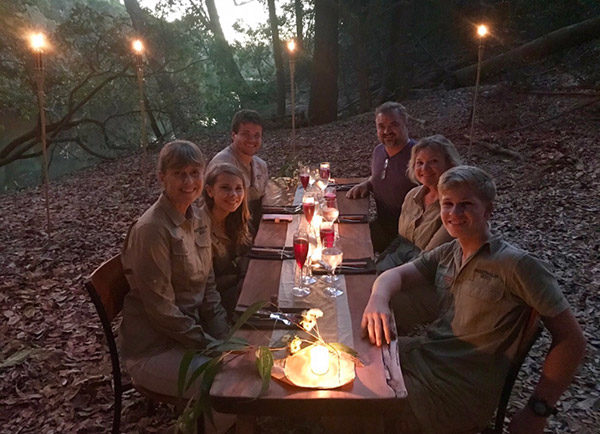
319,162,331,182
302,230,318,285
322,245,343,297
292,230,311,297
299,165,310,190
302,194,316,225
321,187,339,223
319,221,335,248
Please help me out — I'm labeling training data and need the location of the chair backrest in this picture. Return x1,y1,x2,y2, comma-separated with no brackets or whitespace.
87,254,130,322
490,309,543,433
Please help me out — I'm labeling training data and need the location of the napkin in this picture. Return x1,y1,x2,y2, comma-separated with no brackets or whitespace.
334,183,358,192
337,214,368,224
262,206,301,215
262,214,294,222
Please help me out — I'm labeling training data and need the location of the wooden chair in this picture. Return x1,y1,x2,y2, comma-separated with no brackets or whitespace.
482,309,543,434
85,254,201,433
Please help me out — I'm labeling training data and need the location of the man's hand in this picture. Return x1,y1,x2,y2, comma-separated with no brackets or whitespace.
346,180,370,199
361,293,393,346
508,407,546,434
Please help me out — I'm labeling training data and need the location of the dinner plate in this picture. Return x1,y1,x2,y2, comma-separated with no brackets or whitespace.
279,346,355,389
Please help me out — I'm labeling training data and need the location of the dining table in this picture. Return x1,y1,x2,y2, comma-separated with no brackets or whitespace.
209,177,406,433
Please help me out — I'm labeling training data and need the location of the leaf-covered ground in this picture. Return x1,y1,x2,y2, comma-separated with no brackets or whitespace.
1,74,599,431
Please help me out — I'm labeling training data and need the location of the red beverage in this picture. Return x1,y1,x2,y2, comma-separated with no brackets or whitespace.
324,191,336,207
319,167,330,180
294,238,309,269
320,226,335,248
303,202,315,224
299,174,310,189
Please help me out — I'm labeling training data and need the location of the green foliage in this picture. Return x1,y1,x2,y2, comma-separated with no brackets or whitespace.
255,345,274,395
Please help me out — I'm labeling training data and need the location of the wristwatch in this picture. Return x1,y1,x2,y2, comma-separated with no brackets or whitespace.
528,397,558,417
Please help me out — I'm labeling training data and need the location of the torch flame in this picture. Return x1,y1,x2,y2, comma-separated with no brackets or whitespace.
287,39,296,53
477,25,488,38
132,39,144,54
30,33,46,52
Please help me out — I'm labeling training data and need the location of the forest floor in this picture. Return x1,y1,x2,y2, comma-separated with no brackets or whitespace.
1,59,600,431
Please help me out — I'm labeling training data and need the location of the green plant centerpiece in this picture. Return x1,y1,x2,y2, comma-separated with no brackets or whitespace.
176,301,360,432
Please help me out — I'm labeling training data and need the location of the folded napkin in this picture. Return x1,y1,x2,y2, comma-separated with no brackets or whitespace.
249,246,294,260
262,213,294,222
262,205,302,215
334,183,358,192
312,257,376,275
337,214,368,224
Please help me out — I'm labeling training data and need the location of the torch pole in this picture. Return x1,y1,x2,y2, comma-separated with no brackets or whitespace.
289,56,296,155
35,51,51,234
468,38,484,160
135,53,149,184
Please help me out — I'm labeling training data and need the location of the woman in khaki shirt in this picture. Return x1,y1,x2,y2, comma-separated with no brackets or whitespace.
376,135,461,273
120,140,229,398
202,163,252,319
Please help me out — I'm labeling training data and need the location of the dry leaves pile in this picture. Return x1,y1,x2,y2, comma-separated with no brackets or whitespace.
1,84,599,432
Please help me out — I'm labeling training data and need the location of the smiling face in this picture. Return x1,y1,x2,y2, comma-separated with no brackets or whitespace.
205,172,245,217
375,111,408,150
231,122,263,160
159,164,204,214
440,184,492,242
414,147,450,190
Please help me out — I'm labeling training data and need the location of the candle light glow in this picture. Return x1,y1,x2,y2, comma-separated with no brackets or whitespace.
287,39,296,53
29,32,46,52
310,345,330,376
132,39,144,54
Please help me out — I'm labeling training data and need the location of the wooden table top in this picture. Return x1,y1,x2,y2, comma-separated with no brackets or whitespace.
210,178,404,416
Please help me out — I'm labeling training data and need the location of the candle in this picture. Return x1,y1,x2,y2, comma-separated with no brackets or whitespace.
310,345,330,375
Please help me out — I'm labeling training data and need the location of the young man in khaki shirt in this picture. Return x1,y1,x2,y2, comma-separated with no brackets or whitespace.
362,166,586,433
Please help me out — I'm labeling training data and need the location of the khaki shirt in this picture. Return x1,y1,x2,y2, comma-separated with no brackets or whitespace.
119,194,229,362
402,236,569,433
207,145,269,203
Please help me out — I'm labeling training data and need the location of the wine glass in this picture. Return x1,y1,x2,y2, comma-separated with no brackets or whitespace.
319,221,335,248
319,162,331,183
292,230,311,297
321,187,339,223
322,245,343,297
299,165,310,190
302,194,316,225
302,230,318,285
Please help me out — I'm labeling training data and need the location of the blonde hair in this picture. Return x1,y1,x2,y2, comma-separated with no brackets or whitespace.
438,165,496,204
407,135,461,183
203,163,251,249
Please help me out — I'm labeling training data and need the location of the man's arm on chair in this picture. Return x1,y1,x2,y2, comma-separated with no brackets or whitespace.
509,308,586,433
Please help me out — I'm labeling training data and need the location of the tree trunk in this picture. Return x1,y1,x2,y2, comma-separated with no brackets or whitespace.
294,0,304,50
124,0,190,136
204,0,250,101
377,0,414,104
452,15,600,87
267,0,286,118
308,0,339,125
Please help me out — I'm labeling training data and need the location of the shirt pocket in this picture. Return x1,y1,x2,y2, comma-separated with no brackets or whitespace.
461,274,505,303
435,265,453,293
171,237,194,280
192,231,212,280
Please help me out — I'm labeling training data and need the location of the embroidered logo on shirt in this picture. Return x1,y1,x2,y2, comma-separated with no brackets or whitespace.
196,224,207,236
474,268,499,281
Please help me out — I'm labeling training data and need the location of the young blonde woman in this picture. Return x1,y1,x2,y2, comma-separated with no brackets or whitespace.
202,163,252,317
376,134,461,273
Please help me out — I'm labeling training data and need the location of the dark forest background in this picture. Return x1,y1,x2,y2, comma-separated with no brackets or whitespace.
1,0,599,190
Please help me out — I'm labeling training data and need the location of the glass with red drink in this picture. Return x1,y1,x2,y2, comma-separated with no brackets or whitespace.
319,162,331,181
299,165,310,190
292,230,311,297
319,221,335,248
302,195,316,225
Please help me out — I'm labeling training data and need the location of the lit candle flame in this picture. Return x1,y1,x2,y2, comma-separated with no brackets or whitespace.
132,39,144,54
310,345,329,376
30,33,46,52
477,24,488,38
287,39,296,53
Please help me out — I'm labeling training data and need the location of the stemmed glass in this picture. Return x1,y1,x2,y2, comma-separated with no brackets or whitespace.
299,165,310,190
302,194,316,225
319,162,331,183
322,244,343,297
292,230,311,297
321,187,339,223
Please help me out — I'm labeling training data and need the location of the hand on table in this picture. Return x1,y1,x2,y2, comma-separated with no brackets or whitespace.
361,294,394,347
508,407,547,434
346,181,369,199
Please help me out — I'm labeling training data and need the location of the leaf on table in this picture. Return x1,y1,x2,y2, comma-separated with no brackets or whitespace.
255,346,274,395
